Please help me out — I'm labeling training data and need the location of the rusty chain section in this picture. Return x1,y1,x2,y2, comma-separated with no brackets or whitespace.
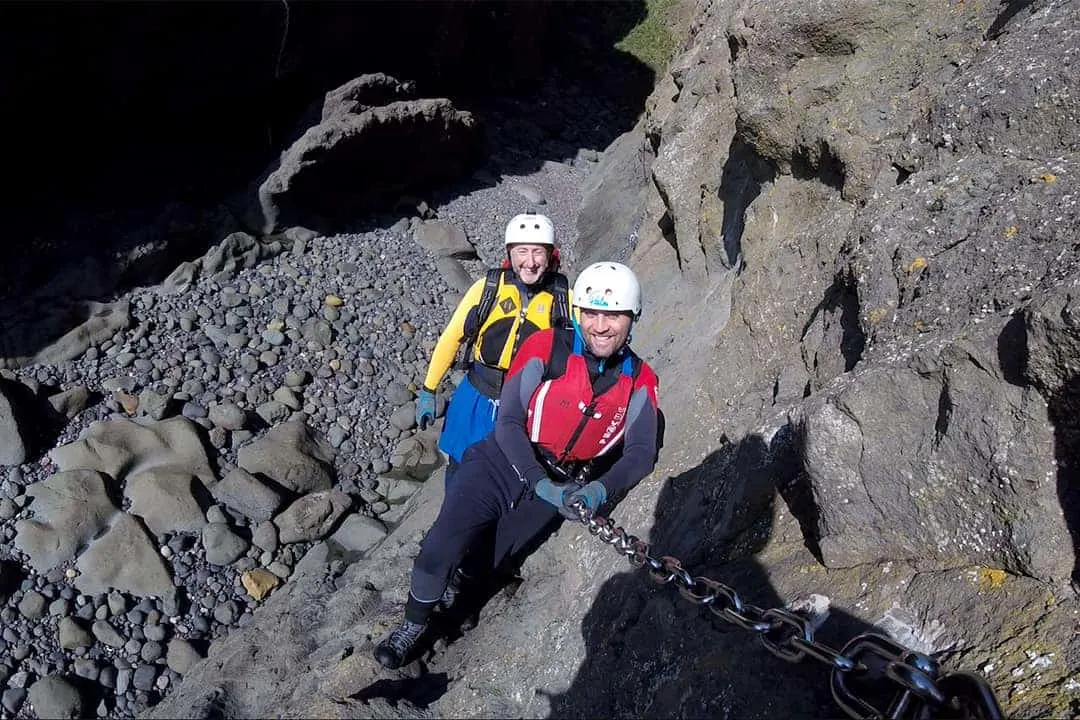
568,501,1004,720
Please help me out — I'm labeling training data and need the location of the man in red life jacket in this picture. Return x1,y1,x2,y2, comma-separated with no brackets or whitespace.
374,261,660,670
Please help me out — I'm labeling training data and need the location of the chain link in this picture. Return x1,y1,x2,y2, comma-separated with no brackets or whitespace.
569,501,1003,720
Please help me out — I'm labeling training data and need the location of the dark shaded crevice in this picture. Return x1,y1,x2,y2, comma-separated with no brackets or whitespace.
778,470,825,565
934,379,953,449
791,140,846,194
985,0,1037,41
657,209,683,270
0,377,68,463
727,32,745,63
719,136,777,268
1046,375,1080,588
997,312,1029,386
837,274,867,372
782,419,825,564
800,270,867,375
892,163,913,186
0,559,27,599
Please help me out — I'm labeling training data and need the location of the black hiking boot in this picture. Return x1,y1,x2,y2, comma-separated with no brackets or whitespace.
373,619,426,669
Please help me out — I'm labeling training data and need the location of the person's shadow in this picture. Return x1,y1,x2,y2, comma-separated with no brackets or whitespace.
546,430,885,718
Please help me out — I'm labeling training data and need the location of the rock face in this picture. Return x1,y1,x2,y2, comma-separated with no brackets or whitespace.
14,470,117,572
154,1,1078,719
235,419,335,494
0,382,28,465
74,513,175,601
254,93,481,232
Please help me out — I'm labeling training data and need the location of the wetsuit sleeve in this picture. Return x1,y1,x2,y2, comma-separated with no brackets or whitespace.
495,330,554,486
421,278,485,392
596,364,660,497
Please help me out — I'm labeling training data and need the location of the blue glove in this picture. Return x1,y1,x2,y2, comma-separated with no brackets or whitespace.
416,389,436,430
533,476,566,509
563,481,608,520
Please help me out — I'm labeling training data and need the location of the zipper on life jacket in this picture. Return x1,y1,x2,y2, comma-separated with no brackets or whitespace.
558,397,600,464
510,298,531,356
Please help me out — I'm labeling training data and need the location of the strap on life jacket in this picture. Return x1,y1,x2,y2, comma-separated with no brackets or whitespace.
456,268,570,371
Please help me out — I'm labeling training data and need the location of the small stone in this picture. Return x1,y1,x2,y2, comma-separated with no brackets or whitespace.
57,617,92,650
17,591,46,620
255,400,290,424
181,401,208,419
208,402,246,431
115,667,133,695
140,641,163,662
91,620,125,648
241,569,281,601
166,639,201,675
283,370,310,387
132,664,157,691
213,601,237,625
261,329,286,347
28,675,84,719
272,387,302,410
266,561,292,580
252,521,279,554
2,688,27,714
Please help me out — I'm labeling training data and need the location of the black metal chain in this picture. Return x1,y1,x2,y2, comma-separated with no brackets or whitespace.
568,501,1004,720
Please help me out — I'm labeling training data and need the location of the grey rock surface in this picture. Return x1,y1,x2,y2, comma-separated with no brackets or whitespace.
256,98,480,233
236,419,335,494
413,220,478,260
27,675,83,720
211,467,283,522
50,416,216,489
273,489,352,544
14,470,118,572
202,523,250,566
328,514,388,554
74,513,175,601
125,470,208,538
0,383,27,466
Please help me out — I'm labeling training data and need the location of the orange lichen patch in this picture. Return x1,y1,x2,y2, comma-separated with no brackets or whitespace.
1036,172,1057,184
1004,225,1019,238
977,567,1008,590
906,256,928,273
868,308,889,324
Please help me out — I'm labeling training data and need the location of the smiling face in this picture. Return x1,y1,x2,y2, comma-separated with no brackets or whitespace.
578,308,633,359
508,243,552,285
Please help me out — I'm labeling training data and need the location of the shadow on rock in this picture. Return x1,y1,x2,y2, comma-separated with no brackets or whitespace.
0,559,27,599
352,671,449,710
0,376,71,464
547,432,885,718
1047,374,1080,588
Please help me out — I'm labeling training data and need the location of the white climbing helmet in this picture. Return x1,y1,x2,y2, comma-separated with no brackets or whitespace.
573,262,642,318
504,212,556,246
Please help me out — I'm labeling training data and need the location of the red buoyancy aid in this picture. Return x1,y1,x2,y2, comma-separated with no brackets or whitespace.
525,332,640,463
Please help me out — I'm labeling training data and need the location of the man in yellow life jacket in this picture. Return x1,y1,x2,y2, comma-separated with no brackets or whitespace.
416,212,572,488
